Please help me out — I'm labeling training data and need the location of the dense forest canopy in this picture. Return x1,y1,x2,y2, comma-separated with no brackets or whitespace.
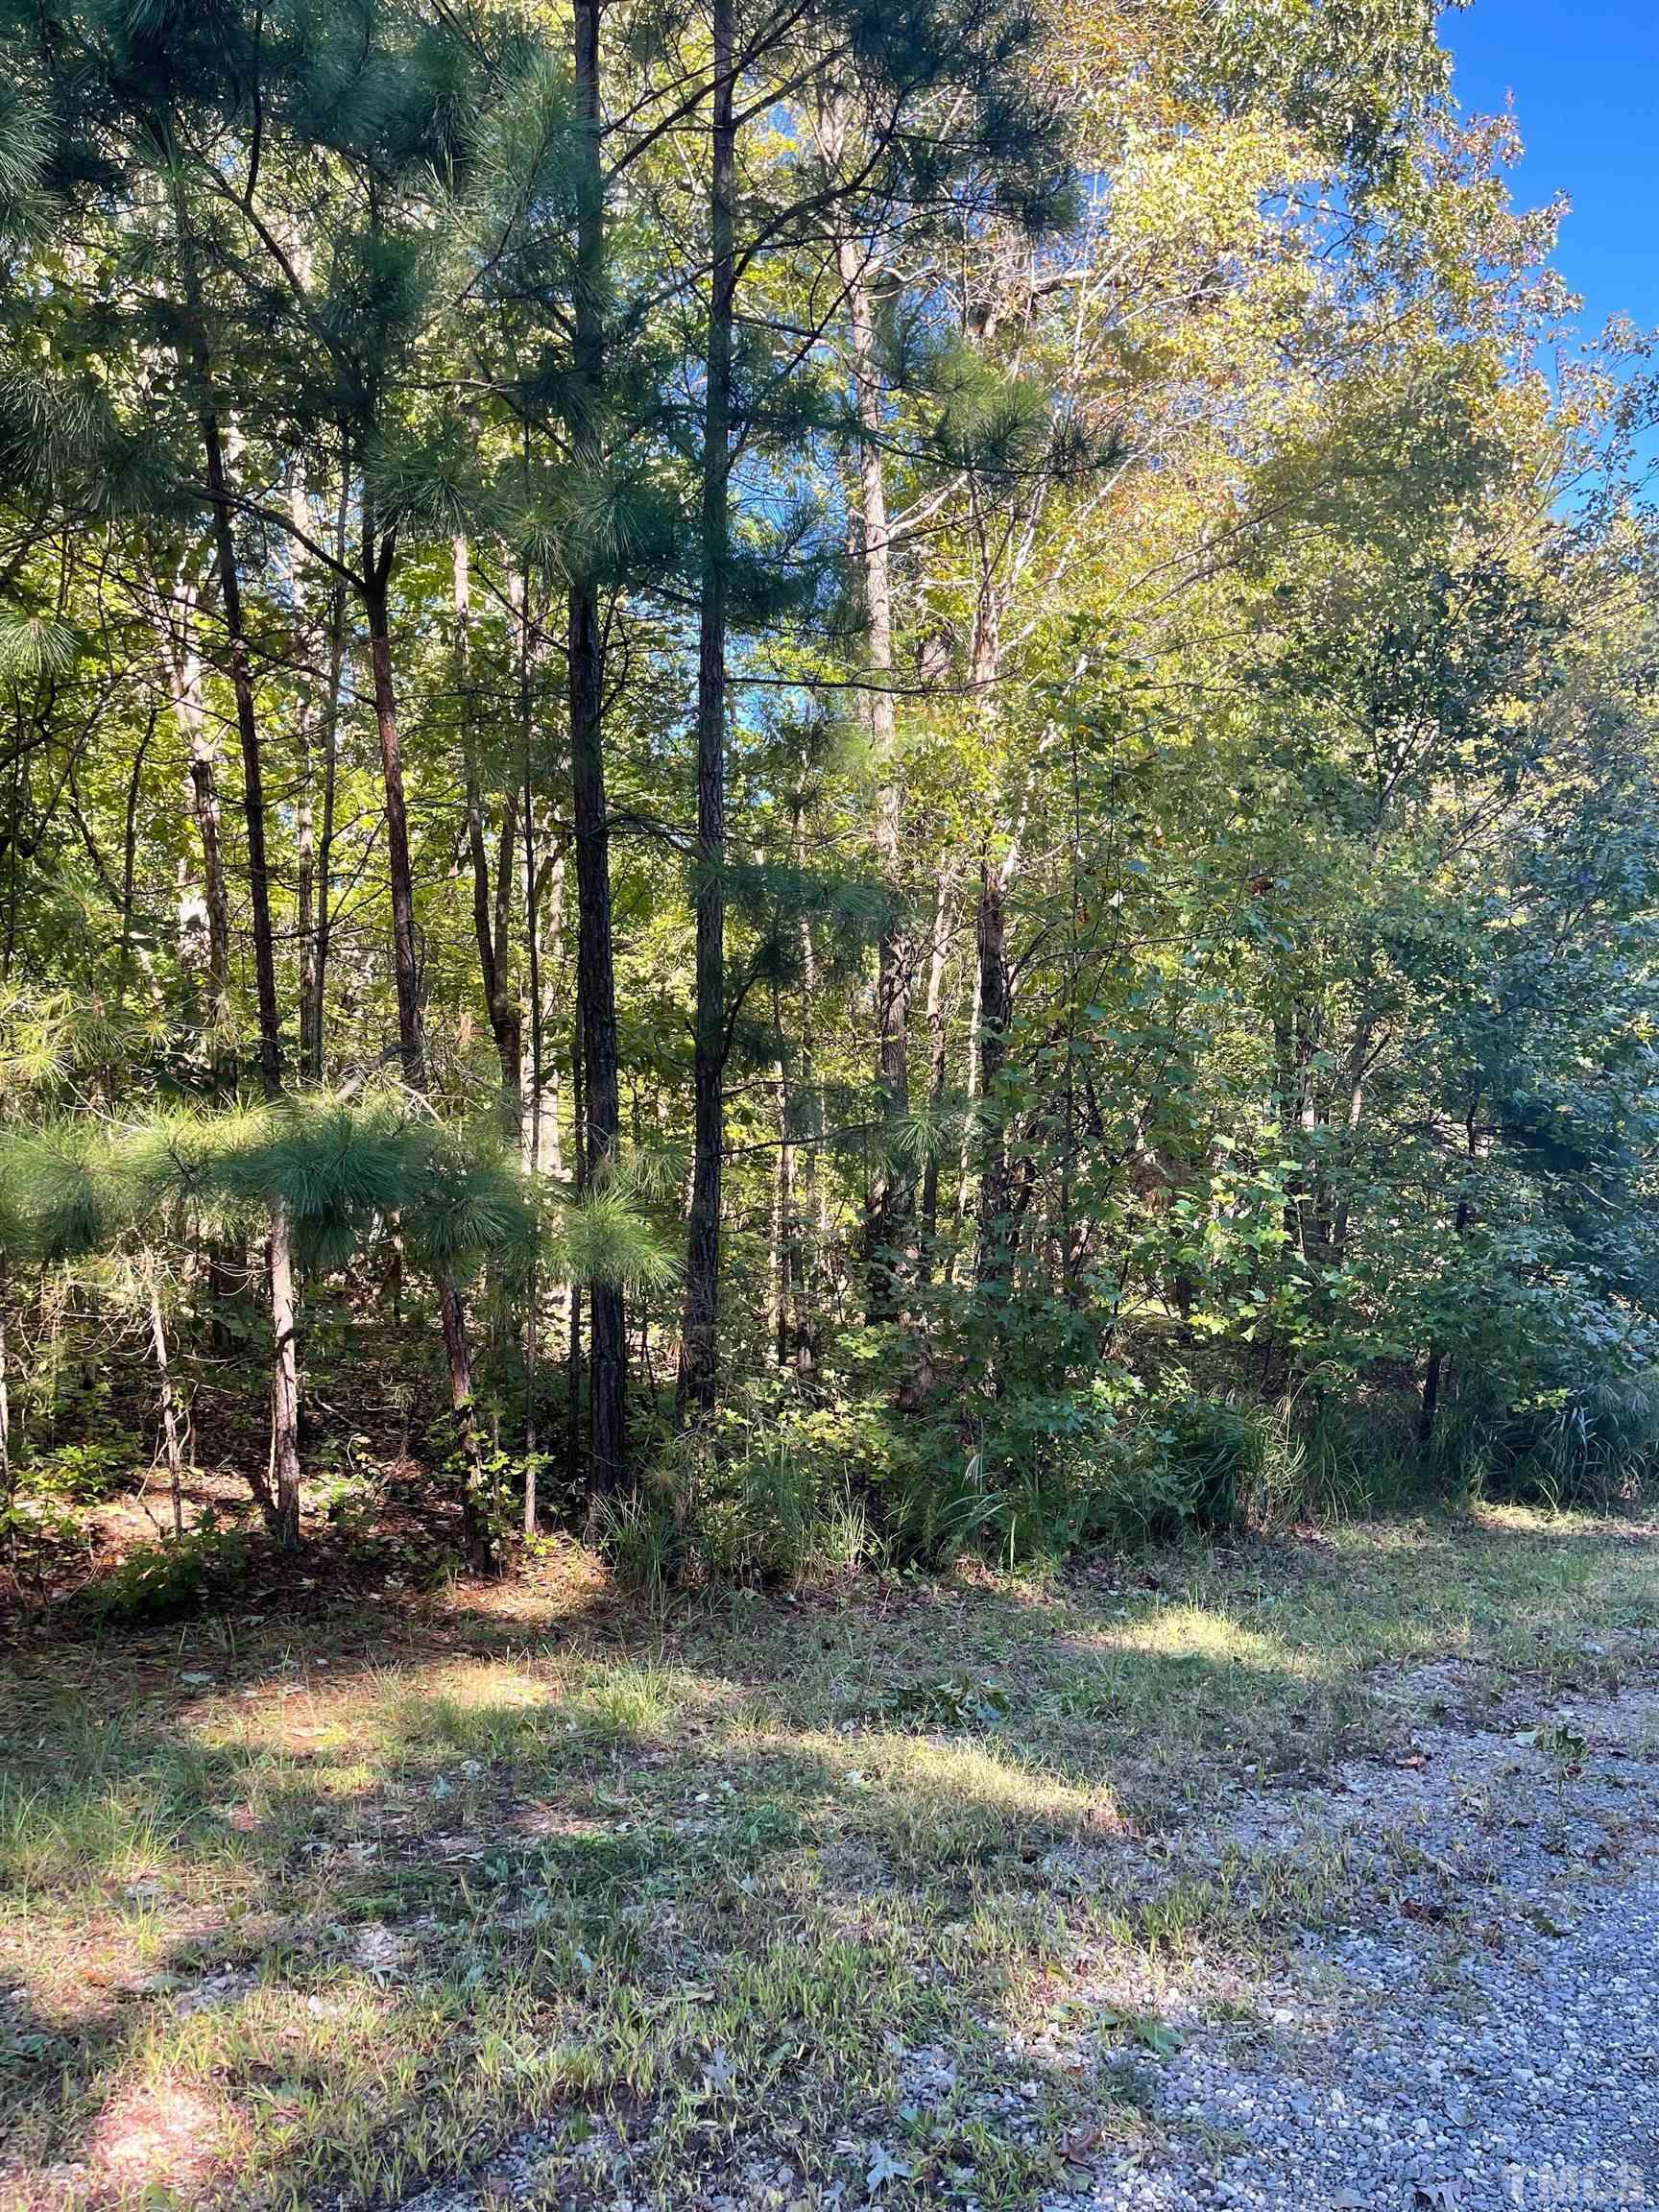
0,0,1656,1597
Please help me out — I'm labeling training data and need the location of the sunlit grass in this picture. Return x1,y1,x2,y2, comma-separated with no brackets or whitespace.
0,1507,1652,2207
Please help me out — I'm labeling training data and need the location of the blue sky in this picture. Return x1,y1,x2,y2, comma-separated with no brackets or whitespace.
1443,0,1659,339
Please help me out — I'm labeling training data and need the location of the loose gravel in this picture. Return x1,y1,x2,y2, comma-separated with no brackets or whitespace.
1066,1682,1659,2212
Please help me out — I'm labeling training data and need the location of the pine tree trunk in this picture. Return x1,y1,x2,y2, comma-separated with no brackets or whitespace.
0,1256,12,1548
519,575,545,1523
363,565,424,1089
538,851,565,1178
918,862,958,1274
195,364,304,1545
566,998,586,1486
795,805,825,1375
363,548,493,1575
168,582,233,1094
457,537,524,1130
974,845,1015,1291
305,469,349,1083
678,0,735,1417
837,236,912,1318
569,0,627,1491
290,471,317,1087
769,982,792,1369
969,589,1015,1294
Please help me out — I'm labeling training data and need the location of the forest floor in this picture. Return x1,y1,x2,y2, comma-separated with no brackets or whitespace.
1,1505,1656,2212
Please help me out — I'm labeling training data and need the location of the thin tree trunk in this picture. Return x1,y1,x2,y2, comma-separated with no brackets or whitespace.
363,560,423,1087
769,978,793,1369
117,706,155,989
169,583,232,1092
569,0,627,1490
974,843,1015,1290
0,1257,12,1554
363,543,493,1575
953,936,982,1267
678,0,735,1416
520,572,545,1531
968,589,1017,1293
195,364,302,1546
566,998,586,1488
837,234,912,1317
290,472,317,1084
918,861,958,1274
1420,1111,1478,1464
147,1269,184,1538
539,851,566,1179
305,466,349,1082
795,804,826,1373
457,537,523,1128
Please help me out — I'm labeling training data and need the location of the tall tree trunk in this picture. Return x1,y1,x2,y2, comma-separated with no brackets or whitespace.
837,235,912,1317
147,1267,184,1538
918,861,958,1274
168,578,233,1093
304,467,349,1083
519,571,545,1527
363,558,423,1088
678,0,735,1416
0,1256,12,1551
968,596,1016,1292
566,998,586,1487
794,803,824,1374
363,542,493,1575
290,472,317,1082
974,843,1015,1290
456,537,524,1128
769,979,793,1370
117,706,155,990
196,369,302,1547
568,0,627,1491
1419,1110,1478,1465
537,851,565,1178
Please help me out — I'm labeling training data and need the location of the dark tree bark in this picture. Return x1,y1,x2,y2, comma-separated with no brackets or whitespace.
974,843,1015,1291
195,364,303,1548
298,464,349,1084
678,0,735,1417
455,536,524,1129
1420,1108,1479,1464
918,861,958,1274
568,0,627,1491
566,997,587,1487
363,536,494,1575
168,583,232,1092
362,554,424,1091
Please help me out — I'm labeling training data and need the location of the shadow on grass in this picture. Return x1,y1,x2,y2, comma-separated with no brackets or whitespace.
0,1507,1652,2209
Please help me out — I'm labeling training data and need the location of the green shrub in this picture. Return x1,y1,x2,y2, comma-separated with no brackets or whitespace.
600,1382,906,1592
1481,1371,1659,1509
85,1521,247,1623
1146,1395,1266,1532
17,1436,138,1505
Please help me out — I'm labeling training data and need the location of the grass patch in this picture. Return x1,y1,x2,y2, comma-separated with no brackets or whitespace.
0,1505,1652,2207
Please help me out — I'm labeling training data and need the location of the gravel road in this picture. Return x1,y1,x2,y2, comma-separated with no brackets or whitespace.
1071,1684,1659,2212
